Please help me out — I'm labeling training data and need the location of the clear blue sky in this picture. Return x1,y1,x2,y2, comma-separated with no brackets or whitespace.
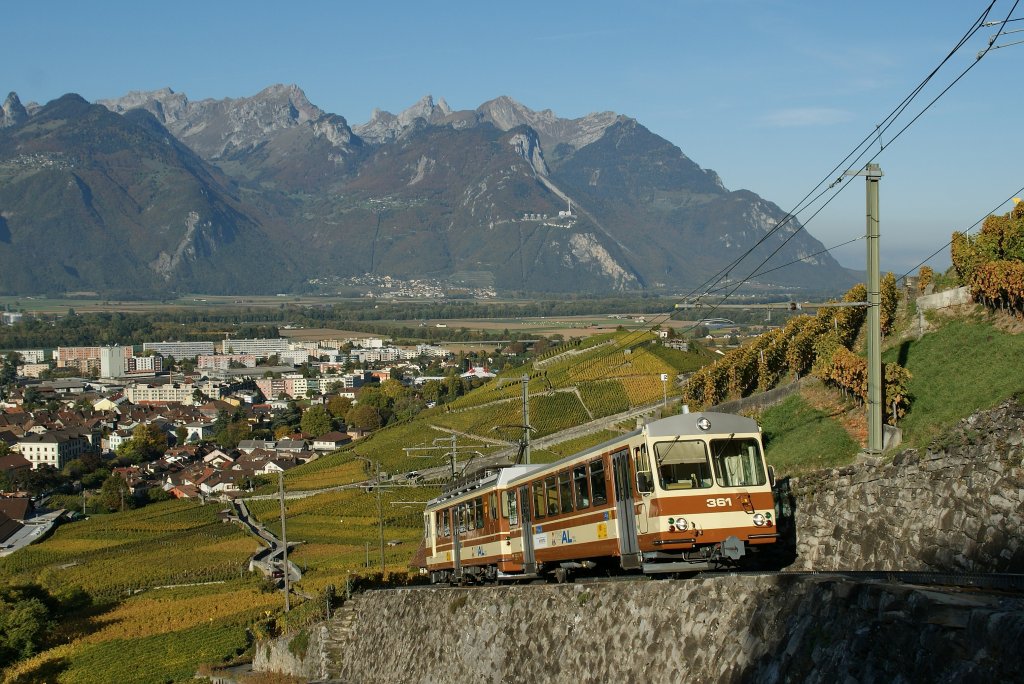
7,1,1023,276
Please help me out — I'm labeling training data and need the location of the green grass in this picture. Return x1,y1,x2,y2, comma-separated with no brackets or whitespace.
882,316,1024,447
759,394,859,476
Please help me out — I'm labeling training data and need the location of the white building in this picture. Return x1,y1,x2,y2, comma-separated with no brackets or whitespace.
143,341,216,359
100,346,127,379
12,349,46,363
18,432,88,470
220,338,291,357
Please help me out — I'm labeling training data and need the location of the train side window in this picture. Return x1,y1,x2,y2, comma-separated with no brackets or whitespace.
533,481,547,519
572,464,590,509
590,459,608,505
438,510,450,537
489,492,498,521
545,475,559,516
557,471,574,514
474,498,484,529
505,490,518,526
457,505,467,534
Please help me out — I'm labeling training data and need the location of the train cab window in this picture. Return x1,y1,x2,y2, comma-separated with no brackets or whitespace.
505,490,518,526
634,445,653,494
533,481,547,519
557,471,573,514
589,459,608,505
711,438,767,487
545,475,559,516
474,497,485,529
572,464,591,509
489,493,498,521
655,440,713,490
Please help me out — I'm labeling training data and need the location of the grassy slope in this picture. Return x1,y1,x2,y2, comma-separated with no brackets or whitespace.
759,310,1024,475
882,313,1024,447
759,394,860,476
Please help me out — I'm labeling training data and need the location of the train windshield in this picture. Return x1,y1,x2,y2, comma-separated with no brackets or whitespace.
710,438,766,487
654,440,713,490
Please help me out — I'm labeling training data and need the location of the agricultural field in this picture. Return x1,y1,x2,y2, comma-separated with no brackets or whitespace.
246,486,438,591
0,500,288,684
530,429,625,464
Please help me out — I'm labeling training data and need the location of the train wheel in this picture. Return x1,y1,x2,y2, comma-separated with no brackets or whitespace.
553,567,570,584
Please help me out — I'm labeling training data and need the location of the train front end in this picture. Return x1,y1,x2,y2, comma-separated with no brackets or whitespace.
634,412,778,573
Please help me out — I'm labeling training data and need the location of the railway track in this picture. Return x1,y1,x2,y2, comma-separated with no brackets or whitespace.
374,570,1024,594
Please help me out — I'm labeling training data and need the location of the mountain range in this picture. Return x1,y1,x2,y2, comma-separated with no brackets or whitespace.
0,85,858,297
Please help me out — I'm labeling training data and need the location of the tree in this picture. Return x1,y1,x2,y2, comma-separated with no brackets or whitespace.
271,401,302,434
300,405,334,438
327,395,352,419
0,352,20,387
419,380,441,404
0,589,51,667
99,473,132,512
346,404,382,432
217,420,251,449
174,425,187,446
116,424,167,464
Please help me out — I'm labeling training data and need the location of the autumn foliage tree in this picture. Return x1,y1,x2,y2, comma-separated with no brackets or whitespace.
951,203,1024,317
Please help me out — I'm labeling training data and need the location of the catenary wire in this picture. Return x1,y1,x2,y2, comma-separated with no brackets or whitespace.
558,2,1003,379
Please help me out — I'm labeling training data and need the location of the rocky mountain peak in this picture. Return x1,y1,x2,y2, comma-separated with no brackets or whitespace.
355,95,456,144
1,92,28,128
477,96,624,152
97,84,353,159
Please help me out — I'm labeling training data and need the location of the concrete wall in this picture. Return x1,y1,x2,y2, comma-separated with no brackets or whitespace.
709,377,804,415
917,285,971,311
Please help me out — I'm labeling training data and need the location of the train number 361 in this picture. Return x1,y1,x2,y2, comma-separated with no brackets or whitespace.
705,497,733,508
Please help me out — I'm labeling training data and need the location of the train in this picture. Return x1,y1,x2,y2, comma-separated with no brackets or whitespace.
419,411,779,584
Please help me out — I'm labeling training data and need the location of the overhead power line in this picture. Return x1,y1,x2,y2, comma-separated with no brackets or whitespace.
558,1,1014,383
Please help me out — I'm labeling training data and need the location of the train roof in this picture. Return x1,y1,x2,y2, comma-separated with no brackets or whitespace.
644,411,760,438
425,464,543,508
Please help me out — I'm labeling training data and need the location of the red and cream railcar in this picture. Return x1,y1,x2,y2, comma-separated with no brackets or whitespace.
422,412,778,583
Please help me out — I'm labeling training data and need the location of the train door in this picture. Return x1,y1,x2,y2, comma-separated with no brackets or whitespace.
611,450,641,569
518,485,536,574
452,504,462,580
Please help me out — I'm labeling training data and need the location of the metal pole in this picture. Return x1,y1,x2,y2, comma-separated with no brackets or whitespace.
865,163,883,455
375,461,385,575
521,374,531,465
278,471,290,612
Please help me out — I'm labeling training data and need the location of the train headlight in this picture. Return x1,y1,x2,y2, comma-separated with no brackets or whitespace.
677,517,687,530
696,418,711,431
752,513,766,527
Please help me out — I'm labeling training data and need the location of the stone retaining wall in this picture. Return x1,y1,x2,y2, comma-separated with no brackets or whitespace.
294,575,1023,683
783,399,1024,573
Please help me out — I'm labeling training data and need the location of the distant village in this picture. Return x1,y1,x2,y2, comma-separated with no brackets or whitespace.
0,334,502,550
